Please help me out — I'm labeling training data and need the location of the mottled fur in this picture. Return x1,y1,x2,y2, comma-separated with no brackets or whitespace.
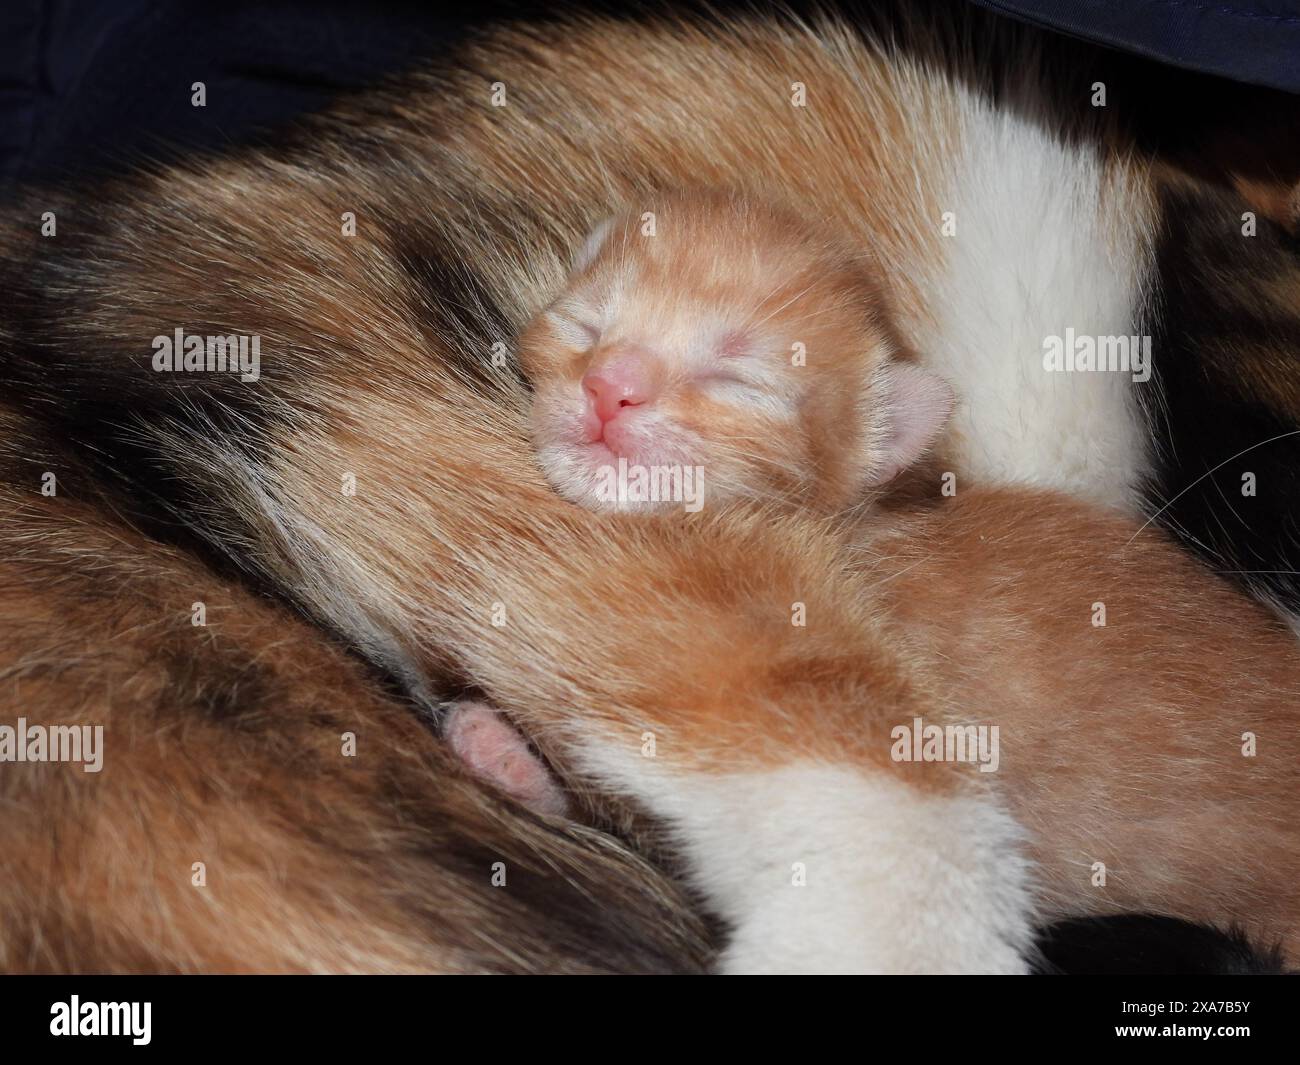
1142,170,1300,623
0,4,1293,972
0,407,711,973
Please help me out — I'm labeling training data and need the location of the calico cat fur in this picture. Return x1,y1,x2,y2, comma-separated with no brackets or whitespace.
0,2,1291,972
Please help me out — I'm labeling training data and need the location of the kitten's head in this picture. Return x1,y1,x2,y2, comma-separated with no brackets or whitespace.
519,191,951,512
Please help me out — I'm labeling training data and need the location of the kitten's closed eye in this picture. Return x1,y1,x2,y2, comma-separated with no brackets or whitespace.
695,370,749,387
546,310,602,349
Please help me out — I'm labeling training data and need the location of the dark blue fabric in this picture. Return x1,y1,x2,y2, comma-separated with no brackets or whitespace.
0,1,478,190
970,0,1300,93
2,1,1298,193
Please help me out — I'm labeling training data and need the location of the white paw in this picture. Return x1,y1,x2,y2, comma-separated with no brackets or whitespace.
600,759,1035,974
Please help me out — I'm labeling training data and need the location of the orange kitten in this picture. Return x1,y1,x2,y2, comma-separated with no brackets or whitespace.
447,192,955,810
519,191,953,513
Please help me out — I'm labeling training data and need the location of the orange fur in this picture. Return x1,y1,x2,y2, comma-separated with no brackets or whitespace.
520,190,925,511
870,490,1300,954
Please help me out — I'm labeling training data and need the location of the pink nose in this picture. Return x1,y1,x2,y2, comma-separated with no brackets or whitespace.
583,365,655,425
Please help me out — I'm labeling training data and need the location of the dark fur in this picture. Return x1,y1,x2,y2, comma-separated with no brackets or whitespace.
1036,916,1291,976
1142,177,1300,617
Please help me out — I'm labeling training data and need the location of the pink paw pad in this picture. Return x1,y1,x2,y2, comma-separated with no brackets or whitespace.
443,701,569,818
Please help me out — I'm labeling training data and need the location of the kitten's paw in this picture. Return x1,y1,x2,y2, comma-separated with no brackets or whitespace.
444,701,570,818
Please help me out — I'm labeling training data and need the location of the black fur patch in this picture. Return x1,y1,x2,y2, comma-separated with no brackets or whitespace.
382,212,532,394
1034,914,1290,975
1142,181,1300,613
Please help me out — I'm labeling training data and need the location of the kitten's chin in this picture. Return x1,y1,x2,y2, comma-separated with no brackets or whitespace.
536,440,703,513
529,396,709,512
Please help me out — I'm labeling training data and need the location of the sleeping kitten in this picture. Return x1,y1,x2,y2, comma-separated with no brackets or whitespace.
519,191,954,513
446,191,955,812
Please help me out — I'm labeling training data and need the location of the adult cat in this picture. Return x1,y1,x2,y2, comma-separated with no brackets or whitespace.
3,4,1289,971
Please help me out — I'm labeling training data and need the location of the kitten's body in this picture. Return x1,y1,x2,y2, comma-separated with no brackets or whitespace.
872,491,1300,955
2,5,1293,972
505,191,1300,955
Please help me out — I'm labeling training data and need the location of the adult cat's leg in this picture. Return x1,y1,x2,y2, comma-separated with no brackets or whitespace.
0,411,708,973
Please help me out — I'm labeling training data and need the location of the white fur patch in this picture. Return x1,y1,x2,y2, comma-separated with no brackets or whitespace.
579,750,1037,974
906,87,1155,512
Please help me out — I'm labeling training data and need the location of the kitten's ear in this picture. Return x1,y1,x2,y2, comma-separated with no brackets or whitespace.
573,217,615,272
865,363,954,486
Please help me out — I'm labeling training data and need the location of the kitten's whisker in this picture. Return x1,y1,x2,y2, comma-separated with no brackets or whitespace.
736,281,820,334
